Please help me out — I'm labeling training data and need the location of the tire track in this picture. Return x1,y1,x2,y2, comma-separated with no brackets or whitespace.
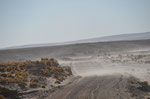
46,75,142,99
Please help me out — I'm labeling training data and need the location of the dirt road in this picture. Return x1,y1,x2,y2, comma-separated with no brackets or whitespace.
46,75,141,99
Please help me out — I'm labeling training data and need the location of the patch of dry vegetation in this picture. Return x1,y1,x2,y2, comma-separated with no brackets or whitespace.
101,53,150,64
0,58,72,98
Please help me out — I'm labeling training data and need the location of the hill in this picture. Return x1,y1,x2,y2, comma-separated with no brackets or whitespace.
0,39,150,62
1,32,150,50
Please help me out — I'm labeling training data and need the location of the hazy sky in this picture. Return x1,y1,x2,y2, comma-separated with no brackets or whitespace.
0,0,150,48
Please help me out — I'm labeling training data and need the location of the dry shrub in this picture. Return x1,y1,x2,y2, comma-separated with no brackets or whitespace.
130,80,135,84
0,58,72,90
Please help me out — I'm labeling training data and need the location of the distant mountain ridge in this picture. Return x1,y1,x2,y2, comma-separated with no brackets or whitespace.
1,32,150,50
73,32,150,43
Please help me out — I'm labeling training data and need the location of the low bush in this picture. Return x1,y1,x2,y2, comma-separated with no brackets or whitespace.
0,58,72,90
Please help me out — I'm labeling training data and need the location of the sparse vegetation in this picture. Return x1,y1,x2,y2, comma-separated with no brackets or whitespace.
0,58,72,98
101,53,150,64
130,80,135,84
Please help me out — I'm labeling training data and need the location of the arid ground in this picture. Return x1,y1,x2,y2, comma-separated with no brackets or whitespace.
0,40,150,99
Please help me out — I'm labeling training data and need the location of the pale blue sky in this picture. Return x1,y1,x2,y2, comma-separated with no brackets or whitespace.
0,0,150,48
